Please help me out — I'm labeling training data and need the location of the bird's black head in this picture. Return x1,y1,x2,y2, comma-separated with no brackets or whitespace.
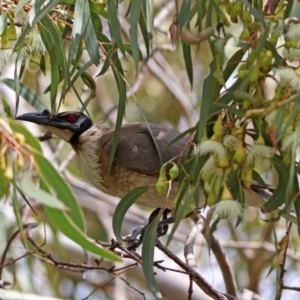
16,109,93,142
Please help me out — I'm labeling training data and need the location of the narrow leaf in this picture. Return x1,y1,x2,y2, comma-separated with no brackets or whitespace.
21,171,68,210
15,0,31,16
182,41,193,86
44,205,121,261
107,0,125,55
28,0,60,27
142,215,163,299
113,186,149,241
129,0,143,70
33,153,86,231
2,79,47,112
263,156,289,212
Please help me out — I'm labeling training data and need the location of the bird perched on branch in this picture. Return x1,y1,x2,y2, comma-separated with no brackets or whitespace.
16,109,297,224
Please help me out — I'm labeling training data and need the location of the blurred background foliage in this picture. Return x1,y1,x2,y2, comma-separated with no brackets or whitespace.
1,0,300,299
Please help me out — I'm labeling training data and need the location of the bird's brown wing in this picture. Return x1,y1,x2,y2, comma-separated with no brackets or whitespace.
99,122,189,175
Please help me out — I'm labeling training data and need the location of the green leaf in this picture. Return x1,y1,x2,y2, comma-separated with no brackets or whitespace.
44,205,121,261
33,153,86,231
167,182,193,246
28,0,61,27
2,98,12,117
263,156,289,212
129,0,143,71
98,47,115,76
0,13,7,35
107,0,125,55
107,66,126,174
113,186,149,241
252,170,267,187
239,0,266,27
15,0,31,16
227,171,244,204
197,58,218,142
71,0,100,65
144,0,154,48
2,79,47,112
39,15,70,107
139,9,150,57
21,171,68,210
182,41,193,87
142,215,163,300
178,0,191,28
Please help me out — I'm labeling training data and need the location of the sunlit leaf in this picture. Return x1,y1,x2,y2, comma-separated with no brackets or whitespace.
21,171,68,210
71,0,100,65
28,0,60,27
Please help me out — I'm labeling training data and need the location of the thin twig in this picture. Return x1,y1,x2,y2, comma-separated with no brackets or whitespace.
0,223,38,278
275,222,293,300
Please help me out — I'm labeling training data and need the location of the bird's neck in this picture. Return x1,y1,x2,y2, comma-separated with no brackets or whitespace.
71,125,109,191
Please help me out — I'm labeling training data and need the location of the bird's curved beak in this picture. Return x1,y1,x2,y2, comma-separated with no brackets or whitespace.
15,110,52,126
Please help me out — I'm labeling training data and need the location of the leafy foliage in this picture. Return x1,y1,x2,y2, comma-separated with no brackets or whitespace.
1,0,300,299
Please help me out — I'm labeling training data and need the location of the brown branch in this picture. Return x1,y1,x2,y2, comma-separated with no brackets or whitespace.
199,212,238,297
0,223,39,278
202,228,238,297
155,239,230,300
275,223,293,300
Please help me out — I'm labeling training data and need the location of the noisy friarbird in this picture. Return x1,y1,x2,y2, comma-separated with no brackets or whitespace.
16,110,297,223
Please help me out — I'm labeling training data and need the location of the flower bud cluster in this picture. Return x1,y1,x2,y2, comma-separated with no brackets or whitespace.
155,162,179,196
0,12,46,70
196,116,273,205
0,119,28,200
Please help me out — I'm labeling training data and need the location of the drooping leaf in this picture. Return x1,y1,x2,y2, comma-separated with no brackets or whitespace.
129,0,143,71
142,214,163,300
182,41,193,87
107,65,126,174
107,0,125,55
21,171,68,210
2,79,47,113
28,0,61,27
70,0,100,65
263,156,289,212
39,15,69,108
112,186,149,241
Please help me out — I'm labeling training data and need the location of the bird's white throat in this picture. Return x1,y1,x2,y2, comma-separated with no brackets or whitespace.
74,127,106,191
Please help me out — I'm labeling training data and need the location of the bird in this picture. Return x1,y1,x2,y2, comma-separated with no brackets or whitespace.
16,109,192,210
16,109,297,224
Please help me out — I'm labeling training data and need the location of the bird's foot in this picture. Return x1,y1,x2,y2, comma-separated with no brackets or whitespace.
126,208,173,251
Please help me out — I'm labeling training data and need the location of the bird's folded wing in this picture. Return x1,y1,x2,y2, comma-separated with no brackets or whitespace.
99,123,189,175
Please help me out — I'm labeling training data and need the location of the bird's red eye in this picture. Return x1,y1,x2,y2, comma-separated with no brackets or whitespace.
66,114,76,123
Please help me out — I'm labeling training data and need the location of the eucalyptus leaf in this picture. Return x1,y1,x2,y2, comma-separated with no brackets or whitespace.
113,186,149,241
21,171,68,210
142,214,163,299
